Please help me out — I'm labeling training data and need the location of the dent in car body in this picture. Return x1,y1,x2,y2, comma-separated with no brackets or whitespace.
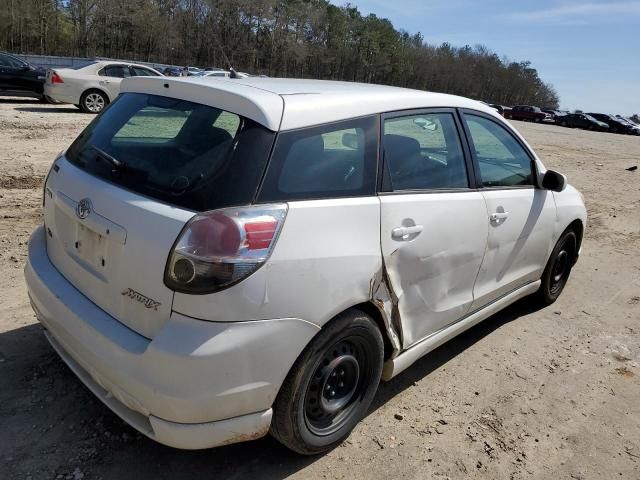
369,266,402,357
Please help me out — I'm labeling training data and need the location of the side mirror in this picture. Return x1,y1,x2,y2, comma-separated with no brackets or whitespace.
542,169,566,192
341,132,358,149
20,64,30,71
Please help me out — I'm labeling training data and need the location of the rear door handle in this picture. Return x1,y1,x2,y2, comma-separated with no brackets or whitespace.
392,225,423,240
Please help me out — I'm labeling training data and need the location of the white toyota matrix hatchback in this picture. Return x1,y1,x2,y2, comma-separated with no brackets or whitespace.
25,77,586,454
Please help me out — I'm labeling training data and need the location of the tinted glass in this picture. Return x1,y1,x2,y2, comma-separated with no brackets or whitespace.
131,66,159,77
259,116,377,201
0,54,24,68
466,115,533,187
101,65,130,78
66,93,275,211
384,113,468,190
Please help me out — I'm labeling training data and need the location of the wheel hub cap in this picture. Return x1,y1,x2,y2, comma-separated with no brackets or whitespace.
86,94,104,112
319,355,359,414
304,340,365,435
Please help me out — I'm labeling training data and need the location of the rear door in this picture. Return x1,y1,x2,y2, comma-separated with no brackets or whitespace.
461,111,556,310
379,109,489,348
97,64,129,100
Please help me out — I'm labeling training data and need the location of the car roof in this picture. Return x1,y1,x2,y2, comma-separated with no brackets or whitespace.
121,76,499,131
76,61,159,72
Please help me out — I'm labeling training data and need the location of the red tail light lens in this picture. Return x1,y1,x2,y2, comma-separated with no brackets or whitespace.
164,204,287,294
51,72,64,84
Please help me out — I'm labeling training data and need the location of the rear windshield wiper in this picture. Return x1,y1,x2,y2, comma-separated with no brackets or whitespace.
90,146,125,170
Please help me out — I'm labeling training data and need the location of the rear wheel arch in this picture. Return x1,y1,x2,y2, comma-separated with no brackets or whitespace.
270,307,385,454
350,302,396,361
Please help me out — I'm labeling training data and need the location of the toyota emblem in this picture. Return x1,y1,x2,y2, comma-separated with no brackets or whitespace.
76,198,92,220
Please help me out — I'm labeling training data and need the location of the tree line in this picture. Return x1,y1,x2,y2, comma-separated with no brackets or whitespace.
0,0,560,108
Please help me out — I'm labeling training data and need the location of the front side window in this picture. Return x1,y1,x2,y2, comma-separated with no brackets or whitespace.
131,66,159,77
259,116,377,201
66,93,275,211
383,112,468,190
465,114,534,187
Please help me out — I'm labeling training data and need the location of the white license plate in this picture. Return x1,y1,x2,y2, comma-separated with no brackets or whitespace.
75,223,108,271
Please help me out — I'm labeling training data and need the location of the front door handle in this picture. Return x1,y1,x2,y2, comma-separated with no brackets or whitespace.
392,225,423,241
490,211,510,222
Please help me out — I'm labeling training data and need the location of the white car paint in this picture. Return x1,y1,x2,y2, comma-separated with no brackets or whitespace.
25,78,587,450
122,76,503,131
44,61,163,109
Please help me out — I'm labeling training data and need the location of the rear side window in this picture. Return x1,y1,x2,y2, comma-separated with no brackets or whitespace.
0,54,24,68
465,115,533,187
99,65,130,78
66,93,275,211
383,113,468,190
258,116,377,201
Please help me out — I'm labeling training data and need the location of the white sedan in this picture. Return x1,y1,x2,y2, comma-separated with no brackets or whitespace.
44,61,163,113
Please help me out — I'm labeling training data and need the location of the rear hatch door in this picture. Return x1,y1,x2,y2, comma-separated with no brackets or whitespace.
42,90,276,338
44,161,193,338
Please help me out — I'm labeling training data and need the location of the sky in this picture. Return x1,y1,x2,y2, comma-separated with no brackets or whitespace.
334,0,640,115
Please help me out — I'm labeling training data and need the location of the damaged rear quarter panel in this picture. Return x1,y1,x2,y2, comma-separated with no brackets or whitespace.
173,197,385,328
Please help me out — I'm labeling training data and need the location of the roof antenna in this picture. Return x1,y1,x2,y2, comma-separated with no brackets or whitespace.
216,40,240,78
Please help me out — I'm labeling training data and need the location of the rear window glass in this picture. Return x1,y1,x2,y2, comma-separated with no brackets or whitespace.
66,93,275,211
258,116,378,202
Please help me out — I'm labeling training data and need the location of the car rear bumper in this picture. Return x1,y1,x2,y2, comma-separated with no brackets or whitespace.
25,226,319,449
44,84,78,104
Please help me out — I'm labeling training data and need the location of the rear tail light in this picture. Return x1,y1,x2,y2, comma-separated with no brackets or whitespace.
50,72,64,84
164,204,288,294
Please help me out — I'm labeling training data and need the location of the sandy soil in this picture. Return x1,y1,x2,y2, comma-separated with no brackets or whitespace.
1,99,639,480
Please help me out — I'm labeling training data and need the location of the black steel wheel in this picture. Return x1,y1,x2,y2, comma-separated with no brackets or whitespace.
535,229,577,305
271,309,383,455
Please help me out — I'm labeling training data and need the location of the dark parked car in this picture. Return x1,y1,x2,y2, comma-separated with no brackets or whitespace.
507,105,552,122
0,52,48,100
162,66,184,77
559,113,609,131
587,113,636,134
614,115,640,135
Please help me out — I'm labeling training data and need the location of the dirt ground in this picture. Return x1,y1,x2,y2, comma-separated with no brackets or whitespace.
0,98,639,480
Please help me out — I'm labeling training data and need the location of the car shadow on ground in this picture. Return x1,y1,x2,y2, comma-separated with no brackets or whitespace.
0,297,542,479
14,106,81,114
0,98,41,104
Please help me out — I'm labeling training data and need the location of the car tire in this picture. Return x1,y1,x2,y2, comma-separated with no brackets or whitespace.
80,90,108,114
561,121,568,127
271,309,384,455
534,229,577,306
